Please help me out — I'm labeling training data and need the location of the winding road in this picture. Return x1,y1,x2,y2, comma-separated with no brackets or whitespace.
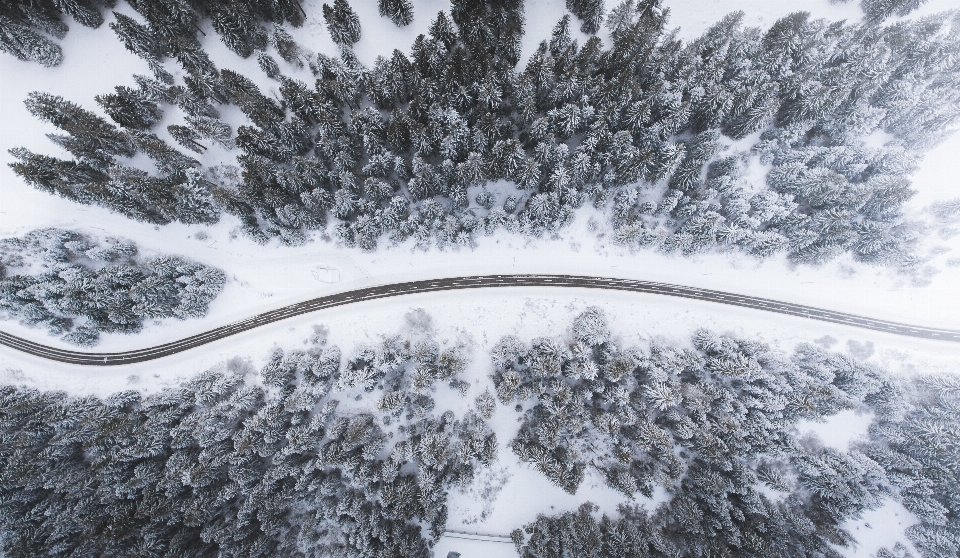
1,274,958,366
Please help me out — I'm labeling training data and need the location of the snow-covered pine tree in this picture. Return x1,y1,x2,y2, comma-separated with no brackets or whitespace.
209,1,267,58
322,0,361,46
0,229,224,344
861,0,929,23
109,11,164,59
0,15,63,66
271,23,302,67
566,0,604,34
186,115,233,148
7,147,106,203
124,0,196,46
168,124,206,153
130,131,198,176
95,85,163,130
0,0,113,65
257,50,282,79
168,36,217,76
111,12,174,81
24,91,135,160
378,0,414,27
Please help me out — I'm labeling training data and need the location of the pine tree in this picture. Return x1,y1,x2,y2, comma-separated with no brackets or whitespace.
210,2,267,58
168,36,217,76
130,131,198,176
54,0,105,28
323,0,361,46
566,0,604,34
125,0,196,45
7,147,106,202
6,0,953,265
168,124,206,153
109,12,172,82
861,0,928,23
271,23,302,67
378,0,414,27
0,16,63,66
24,92,135,158
258,50,282,79
170,168,221,224
0,0,111,65
95,85,163,130
0,229,224,344
186,115,233,148
427,10,457,50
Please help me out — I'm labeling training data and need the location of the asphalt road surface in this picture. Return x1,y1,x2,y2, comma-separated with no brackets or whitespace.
442,531,515,544
2,274,958,366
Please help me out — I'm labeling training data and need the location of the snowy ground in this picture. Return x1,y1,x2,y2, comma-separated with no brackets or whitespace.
2,286,955,556
3,202,960,354
2,1,960,557
2,0,959,356
433,538,517,558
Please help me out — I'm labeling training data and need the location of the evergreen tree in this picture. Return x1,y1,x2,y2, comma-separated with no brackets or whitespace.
95,85,163,130
186,115,233,148
24,91,134,159
566,0,604,34
0,229,224,345
378,0,414,27
8,0,960,262
0,0,110,65
258,50,282,79
862,0,929,23
503,315,945,558
168,123,206,153
323,0,361,46
109,12,165,60
0,15,63,66
865,375,960,558
109,12,175,82
130,131,198,175
0,326,494,556
11,91,223,226
210,1,268,58
7,147,106,202
267,23,300,68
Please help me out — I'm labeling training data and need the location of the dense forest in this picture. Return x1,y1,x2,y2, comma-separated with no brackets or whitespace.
0,0,935,66
0,0,307,67
2,2,958,556
497,309,959,558
0,228,224,345
0,326,495,557
6,0,960,267
0,314,957,557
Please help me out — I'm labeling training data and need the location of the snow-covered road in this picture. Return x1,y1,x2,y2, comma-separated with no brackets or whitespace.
4,274,959,366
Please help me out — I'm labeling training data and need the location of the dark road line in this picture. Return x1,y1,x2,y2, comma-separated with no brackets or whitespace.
1,274,958,366
442,530,515,544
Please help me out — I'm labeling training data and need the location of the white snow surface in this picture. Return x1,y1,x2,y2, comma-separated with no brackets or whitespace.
841,498,922,558
2,2,960,557
2,0,960,357
432,537,518,558
0,284,950,556
796,409,875,453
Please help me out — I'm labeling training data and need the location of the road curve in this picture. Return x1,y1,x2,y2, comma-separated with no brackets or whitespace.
2,274,958,366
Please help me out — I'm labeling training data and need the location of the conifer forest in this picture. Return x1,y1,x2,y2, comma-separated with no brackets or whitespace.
1,0,959,557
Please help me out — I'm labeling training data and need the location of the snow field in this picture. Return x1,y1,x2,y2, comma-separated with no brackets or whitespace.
2,0,960,353
2,2,960,556
2,284,956,556
432,535,518,558
4,201,960,355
